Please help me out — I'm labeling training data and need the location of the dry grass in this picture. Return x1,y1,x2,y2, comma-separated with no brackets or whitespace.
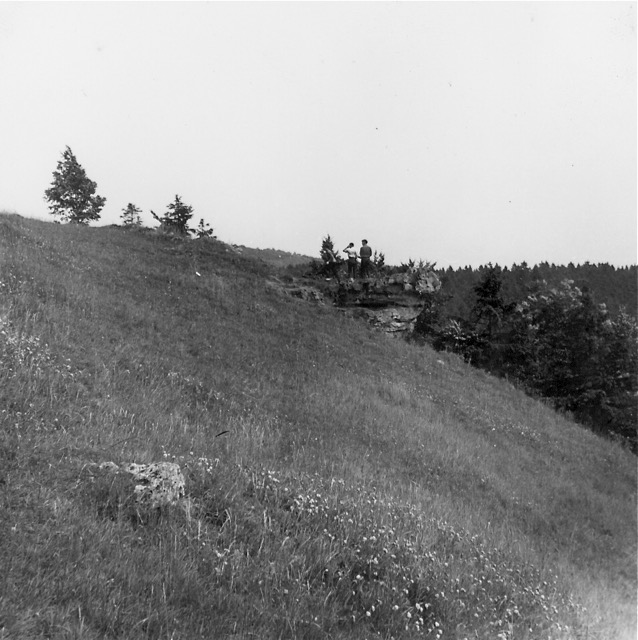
0,212,635,639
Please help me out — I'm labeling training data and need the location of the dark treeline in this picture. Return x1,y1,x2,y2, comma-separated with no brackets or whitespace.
414,262,637,451
436,262,637,320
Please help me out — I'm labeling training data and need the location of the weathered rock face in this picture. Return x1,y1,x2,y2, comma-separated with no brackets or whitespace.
90,461,186,510
265,264,441,334
385,267,442,295
125,462,186,508
335,265,441,334
337,266,440,300
348,306,423,333
283,286,325,304
265,278,326,304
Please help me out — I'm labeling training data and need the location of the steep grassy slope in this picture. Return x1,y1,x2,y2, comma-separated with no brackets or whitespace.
0,213,635,640
230,245,316,268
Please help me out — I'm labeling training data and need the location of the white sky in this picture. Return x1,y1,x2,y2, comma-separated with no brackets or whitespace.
0,1,635,268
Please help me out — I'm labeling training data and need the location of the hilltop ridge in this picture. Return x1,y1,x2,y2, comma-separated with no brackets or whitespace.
0,213,635,640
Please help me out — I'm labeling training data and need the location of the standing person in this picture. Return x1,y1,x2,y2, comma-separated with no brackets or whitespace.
324,247,341,281
359,239,372,278
343,242,358,279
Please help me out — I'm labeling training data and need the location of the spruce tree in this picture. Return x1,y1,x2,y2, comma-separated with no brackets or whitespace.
318,235,342,278
44,146,106,224
151,195,194,235
121,203,143,227
469,265,515,369
320,235,337,263
195,218,215,238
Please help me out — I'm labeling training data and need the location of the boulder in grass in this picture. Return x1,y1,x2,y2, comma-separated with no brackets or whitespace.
84,461,186,519
124,462,186,508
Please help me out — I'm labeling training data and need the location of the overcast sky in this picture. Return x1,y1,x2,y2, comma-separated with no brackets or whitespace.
1,1,635,267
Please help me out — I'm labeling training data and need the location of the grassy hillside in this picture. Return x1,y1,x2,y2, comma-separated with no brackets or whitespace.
0,212,635,640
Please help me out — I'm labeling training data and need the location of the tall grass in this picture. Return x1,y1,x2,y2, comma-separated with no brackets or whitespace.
0,213,635,639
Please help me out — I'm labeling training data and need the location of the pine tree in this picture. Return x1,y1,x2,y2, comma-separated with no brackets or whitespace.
151,195,194,235
195,218,215,239
316,234,343,279
373,250,385,271
121,203,143,227
320,235,338,263
44,146,106,224
469,265,516,370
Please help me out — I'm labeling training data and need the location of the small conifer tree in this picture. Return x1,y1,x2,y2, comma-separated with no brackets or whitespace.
151,195,194,235
320,235,338,263
373,250,385,270
195,218,215,239
121,203,143,227
317,234,342,278
44,146,106,224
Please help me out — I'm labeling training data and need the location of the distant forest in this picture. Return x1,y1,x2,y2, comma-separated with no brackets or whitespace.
435,262,637,321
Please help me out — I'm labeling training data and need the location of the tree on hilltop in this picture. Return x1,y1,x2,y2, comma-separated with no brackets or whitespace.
44,146,106,224
319,235,337,262
316,234,343,278
121,203,143,227
151,195,194,235
195,218,216,239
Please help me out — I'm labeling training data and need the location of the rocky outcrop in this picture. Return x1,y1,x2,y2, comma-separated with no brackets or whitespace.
334,265,441,334
283,286,325,303
265,264,441,334
125,462,186,508
348,306,423,333
265,278,326,304
86,461,186,512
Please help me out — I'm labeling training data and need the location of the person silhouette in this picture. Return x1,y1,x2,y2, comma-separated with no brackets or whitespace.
343,242,358,279
359,239,372,278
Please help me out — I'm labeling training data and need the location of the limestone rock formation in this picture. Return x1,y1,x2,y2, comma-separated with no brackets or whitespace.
265,278,325,304
90,461,186,510
335,264,442,334
284,286,325,303
265,263,441,334
125,462,186,508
